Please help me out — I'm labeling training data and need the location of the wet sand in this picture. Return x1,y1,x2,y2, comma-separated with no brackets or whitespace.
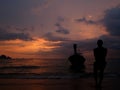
0,78,120,90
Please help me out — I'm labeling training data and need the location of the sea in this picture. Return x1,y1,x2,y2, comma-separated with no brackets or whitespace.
0,58,120,79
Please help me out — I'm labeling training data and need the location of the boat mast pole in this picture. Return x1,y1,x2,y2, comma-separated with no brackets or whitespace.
73,44,77,54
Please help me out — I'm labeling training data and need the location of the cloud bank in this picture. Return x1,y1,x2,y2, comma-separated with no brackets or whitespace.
102,5,120,36
75,17,97,24
0,26,32,41
55,23,70,35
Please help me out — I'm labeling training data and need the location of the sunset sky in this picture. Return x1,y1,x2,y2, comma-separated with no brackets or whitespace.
0,0,120,59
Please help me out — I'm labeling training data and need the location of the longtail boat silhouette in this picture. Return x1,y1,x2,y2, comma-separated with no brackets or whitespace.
68,44,85,72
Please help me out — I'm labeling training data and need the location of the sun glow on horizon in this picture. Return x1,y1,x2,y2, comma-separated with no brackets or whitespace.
0,38,62,58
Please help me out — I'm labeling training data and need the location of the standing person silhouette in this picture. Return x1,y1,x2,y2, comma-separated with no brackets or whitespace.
93,40,107,87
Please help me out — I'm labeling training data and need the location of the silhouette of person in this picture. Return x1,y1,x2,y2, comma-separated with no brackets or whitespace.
93,40,107,87
68,44,85,72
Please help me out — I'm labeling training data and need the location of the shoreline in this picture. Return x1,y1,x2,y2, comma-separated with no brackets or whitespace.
0,77,120,90
0,72,119,79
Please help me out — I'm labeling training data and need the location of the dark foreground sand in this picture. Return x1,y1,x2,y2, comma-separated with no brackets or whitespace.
0,78,120,90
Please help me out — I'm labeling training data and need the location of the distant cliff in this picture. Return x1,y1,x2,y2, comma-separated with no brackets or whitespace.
0,55,12,60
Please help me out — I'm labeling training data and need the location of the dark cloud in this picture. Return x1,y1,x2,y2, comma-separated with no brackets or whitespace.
75,17,97,24
56,28,69,34
0,27,32,41
55,16,70,35
55,23,70,34
43,32,68,41
102,6,120,36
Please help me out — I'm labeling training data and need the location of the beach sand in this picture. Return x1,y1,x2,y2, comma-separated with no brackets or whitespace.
0,78,120,90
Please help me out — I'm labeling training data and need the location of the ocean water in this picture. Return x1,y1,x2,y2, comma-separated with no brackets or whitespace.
0,58,120,79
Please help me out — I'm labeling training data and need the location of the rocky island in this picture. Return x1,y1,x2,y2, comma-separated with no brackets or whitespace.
0,55,12,60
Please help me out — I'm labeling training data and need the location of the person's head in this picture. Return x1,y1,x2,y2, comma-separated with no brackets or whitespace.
97,39,103,47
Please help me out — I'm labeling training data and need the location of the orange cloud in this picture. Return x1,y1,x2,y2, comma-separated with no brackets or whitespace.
0,38,61,58
63,20,109,40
